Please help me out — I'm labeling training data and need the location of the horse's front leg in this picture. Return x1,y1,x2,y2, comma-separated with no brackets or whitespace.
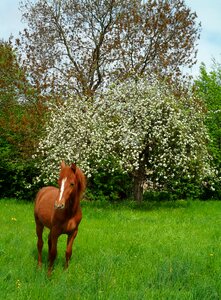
65,228,79,269
48,229,59,275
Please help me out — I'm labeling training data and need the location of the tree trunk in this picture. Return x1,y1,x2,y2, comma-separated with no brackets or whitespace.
133,174,144,203
133,152,147,202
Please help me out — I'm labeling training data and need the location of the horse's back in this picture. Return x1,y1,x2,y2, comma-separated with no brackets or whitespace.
34,186,59,228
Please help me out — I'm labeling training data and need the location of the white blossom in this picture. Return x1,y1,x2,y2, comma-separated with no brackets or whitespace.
35,77,214,188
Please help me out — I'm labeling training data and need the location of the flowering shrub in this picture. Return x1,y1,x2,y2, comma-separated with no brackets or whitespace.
35,78,214,200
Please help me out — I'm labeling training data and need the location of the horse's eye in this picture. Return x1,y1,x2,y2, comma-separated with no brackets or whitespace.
70,183,75,187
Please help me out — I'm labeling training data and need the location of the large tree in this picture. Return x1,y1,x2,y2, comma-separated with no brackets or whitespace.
35,77,213,201
18,0,200,97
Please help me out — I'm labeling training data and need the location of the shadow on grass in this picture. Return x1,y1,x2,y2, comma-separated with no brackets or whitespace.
32,247,49,265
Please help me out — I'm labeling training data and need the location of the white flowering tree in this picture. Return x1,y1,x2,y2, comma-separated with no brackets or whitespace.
35,78,214,201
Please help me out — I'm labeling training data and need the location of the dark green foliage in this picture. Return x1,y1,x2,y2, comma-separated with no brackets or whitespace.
0,117,42,200
86,167,133,202
166,175,203,200
143,190,174,202
143,178,203,201
0,137,40,200
195,62,221,198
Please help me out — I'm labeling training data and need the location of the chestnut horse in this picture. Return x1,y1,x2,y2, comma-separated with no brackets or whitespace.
34,161,86,275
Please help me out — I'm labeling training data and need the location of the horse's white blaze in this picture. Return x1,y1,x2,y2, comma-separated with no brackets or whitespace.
59,177,67,202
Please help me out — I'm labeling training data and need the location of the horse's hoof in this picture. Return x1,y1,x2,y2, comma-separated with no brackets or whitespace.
47,266,53,277
37,262,42,269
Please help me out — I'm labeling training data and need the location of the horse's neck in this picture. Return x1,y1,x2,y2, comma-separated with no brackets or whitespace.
67,192,80,215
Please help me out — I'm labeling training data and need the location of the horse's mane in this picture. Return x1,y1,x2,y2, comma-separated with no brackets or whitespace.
75,166,86,199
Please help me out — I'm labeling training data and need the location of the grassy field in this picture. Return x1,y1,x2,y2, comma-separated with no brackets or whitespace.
1,199,221,299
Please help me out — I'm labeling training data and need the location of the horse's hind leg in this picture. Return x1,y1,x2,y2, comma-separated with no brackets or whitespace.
35,219,44,267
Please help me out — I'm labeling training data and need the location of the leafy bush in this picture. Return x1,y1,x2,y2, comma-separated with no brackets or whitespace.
86,167,133,202
0,139,40,200
195,62,221,199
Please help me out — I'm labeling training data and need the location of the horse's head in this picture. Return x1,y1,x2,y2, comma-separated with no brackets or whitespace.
54,161,79,210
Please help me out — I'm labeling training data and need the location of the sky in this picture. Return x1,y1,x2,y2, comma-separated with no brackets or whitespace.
0,0,221,78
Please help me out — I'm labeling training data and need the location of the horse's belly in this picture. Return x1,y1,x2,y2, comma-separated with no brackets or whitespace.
35,187,58,228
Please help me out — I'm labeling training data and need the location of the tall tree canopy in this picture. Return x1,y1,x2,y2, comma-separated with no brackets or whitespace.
0,41,25,110
18,0,200,97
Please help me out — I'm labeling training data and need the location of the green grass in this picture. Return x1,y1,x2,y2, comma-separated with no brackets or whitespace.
1,199,221,299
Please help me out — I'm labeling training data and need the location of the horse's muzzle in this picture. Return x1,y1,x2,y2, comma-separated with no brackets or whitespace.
54,203,65,210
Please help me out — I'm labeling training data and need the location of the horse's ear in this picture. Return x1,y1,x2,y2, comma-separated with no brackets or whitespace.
61,161,66,169
71,163,77,173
